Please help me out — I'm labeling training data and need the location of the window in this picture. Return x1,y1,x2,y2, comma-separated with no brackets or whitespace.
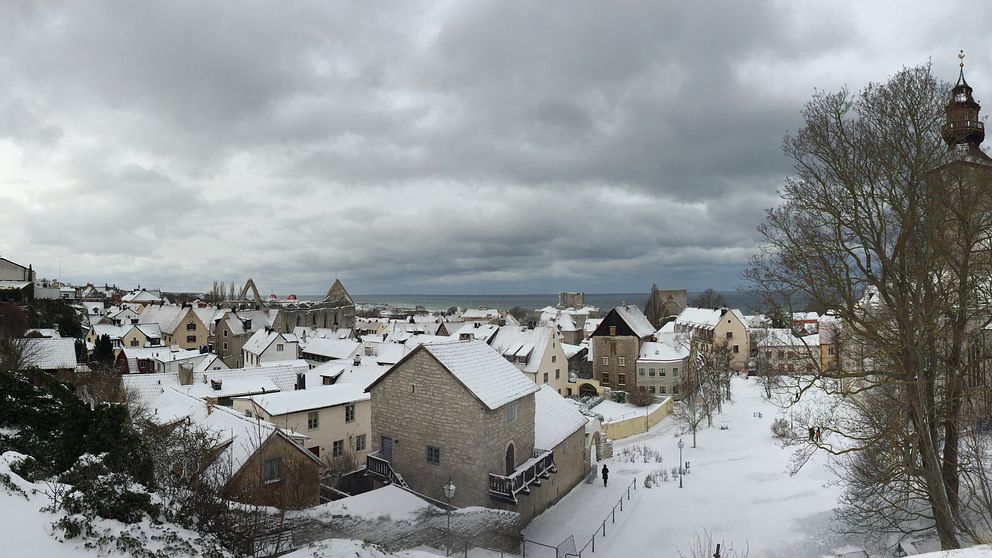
660,386,667,394
788,364,795,373
649,368,656,376
308,411,319,430
555,369,560,380
617,356,626,367
601,356,609,366
186,335,196,343
649,386,656,394
411,384,416,394
187,322,196,331
617,373,626,386
778,351,785,359
602,372,610,385
551,355,556,363
733,345,739,354
639,368,645,376
765,351,772,359
506,401,518,422
332,440,344,457
726,331,733,339
672,385,679,394
263,457,282,483
276,343,284,352
345,404,355,423
828,347,835,355
323,377,333,385
223,330,229,338
130,338,139,347
355,434,367,452
673,367,679,377
223,342,228,350
427,446,440,464
543,372,549,383
609,325,617,336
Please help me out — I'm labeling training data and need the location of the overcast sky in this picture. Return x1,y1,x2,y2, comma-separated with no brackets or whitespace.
1,1,989,295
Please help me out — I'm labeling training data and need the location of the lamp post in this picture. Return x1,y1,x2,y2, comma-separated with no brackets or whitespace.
443,478,456,556
678,438,684,489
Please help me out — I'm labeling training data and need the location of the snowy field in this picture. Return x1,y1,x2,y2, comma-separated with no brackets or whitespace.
524,376,861,558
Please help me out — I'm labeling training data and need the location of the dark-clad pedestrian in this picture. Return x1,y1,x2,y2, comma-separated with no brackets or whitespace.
601,464,609,487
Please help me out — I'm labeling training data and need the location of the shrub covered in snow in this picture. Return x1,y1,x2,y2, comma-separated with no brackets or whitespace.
770,418,790,439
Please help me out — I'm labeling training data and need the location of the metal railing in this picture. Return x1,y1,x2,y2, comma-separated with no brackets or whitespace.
521,476,637,558
488,450,556,503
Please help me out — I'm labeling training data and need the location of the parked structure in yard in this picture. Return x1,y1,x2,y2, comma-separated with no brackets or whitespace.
365,340,588,523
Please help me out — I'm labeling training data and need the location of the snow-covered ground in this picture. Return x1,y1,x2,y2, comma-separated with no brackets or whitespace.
524,376,861,557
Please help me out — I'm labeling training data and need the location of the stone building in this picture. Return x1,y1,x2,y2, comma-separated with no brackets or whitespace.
673,307,751,373
365,340,587,523
644,286,687,329
220,278,356,334
557,291,585,309
590,305,656,392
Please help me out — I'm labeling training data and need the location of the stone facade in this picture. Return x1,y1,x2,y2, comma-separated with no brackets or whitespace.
591,335,641,392
369,349,536,510
514,427,586,523
644,286,687,329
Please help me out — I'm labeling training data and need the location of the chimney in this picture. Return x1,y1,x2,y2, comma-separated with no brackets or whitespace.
210,379,223,391
178,364,193,386
206,400,214,415
296,373,306,390
353,353,361,366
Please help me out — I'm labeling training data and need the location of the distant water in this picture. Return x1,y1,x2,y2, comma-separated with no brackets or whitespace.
299,291,766,313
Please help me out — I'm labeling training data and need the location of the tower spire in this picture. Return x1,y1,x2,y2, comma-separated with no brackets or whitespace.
942,49,984,151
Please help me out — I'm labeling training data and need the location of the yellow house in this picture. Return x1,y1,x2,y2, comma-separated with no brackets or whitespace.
233,384,371,467
139,304,210,350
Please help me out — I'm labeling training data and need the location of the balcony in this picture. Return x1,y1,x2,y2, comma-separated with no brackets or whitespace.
365,451,409,488
488,450,556,504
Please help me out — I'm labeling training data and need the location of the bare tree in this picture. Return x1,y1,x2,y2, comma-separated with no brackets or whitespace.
746,63,992,548
672,386,707,448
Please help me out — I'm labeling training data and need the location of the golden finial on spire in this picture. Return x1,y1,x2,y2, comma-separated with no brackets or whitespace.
959,49,966,69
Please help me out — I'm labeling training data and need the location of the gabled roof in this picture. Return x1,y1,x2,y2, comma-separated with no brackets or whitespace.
22,338,77,370
534,384,587,451
323,279,354,306
243,329,297,356
369,340,539,410
674,307,722,329
614,305,655,338
637,341,689,362
490,326,554,374
122,290,162,303
300,338,360,360
139,304,193,334
242,384,369,416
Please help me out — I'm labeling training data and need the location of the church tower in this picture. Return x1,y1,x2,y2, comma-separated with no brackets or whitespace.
942,50,991,163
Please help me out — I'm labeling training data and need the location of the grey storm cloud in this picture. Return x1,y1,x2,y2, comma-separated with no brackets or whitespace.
1,1,991,295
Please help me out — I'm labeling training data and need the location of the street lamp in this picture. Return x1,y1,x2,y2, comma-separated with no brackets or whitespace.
678,438,684,489
443,478,456,556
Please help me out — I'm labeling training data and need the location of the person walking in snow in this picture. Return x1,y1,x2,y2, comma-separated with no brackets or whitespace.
808,426,815,442
815,427,822,443
601,464,609,487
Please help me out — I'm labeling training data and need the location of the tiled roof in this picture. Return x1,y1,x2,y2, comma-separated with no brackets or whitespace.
422,340,539,410
22,338,77,370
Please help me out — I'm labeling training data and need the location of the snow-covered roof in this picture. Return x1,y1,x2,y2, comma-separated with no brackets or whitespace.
674,307,722,329
122,372,182,402
756,329,820,349
792,311,819,321
22,338,77,370
637,341,689,362
490,326,553,374
451,322,500,342
0,280,30,290
243,329,297,356
242,384,369,416
146,387,315,479
412,340,540,410
301,338,360,360
534,384,587,450
613,305,655,338
24,328,60,338
138,304,191,334
122,290,162,303
461,308,500,319
561,343,584,359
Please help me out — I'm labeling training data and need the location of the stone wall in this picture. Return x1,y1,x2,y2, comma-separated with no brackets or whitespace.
591,336,641,391
370,349,536,509
600,397,674,440
511,426,587,524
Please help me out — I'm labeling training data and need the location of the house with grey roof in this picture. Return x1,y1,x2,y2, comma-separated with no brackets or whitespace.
590,304,657,393
365,339,588,523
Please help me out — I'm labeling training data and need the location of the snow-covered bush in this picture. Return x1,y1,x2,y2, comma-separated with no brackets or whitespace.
610,390,628,404
770,418,790,439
